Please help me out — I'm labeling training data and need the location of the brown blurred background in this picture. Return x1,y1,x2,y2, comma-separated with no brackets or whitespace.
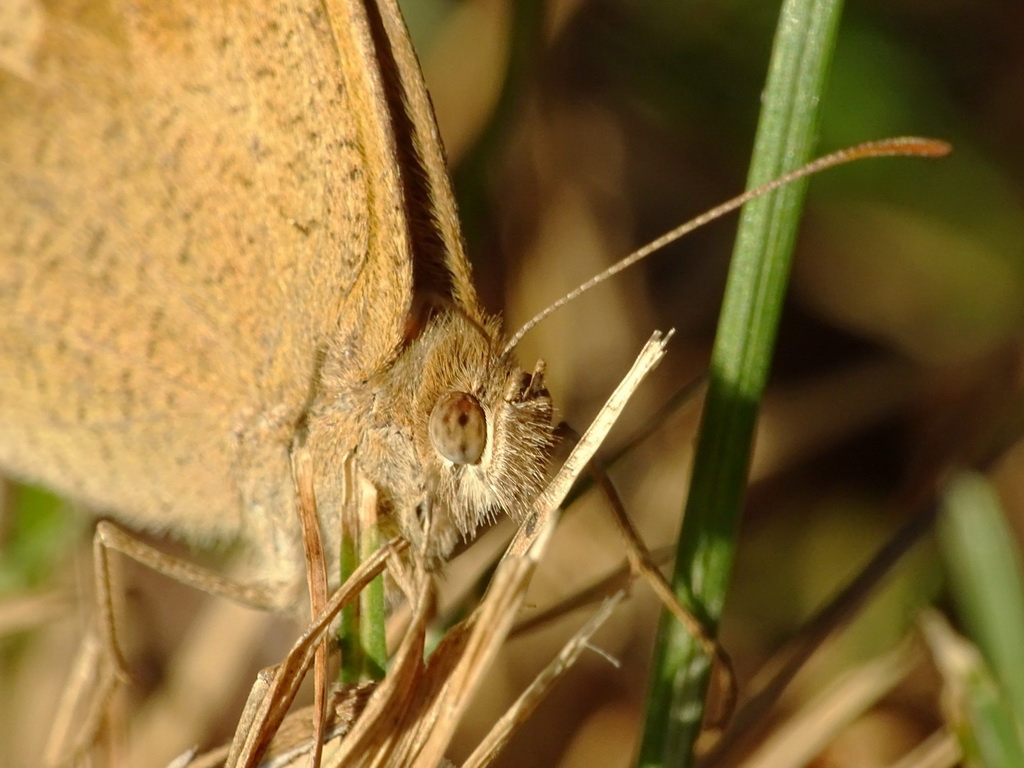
3,1,1023,767
412,1,1024,765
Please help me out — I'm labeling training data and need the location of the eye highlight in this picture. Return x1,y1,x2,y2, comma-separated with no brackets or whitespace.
429,392,487,465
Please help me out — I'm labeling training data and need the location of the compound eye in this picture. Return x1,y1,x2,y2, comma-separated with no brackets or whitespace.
429,392,486,465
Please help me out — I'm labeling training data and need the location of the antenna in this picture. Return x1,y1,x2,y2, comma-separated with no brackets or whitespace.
502,137,951,355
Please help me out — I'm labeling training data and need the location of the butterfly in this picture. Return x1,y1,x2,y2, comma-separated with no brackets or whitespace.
0,1,953,765
0,0,559,606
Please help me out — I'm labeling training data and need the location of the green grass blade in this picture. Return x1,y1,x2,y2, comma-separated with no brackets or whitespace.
338,522,387,684
922,610,1024,768
637,0,845,764
938,471,1024,750
360,523,388,679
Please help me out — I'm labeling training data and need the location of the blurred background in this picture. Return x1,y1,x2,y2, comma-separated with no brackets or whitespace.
3,1,1023,766
411,1,1024,765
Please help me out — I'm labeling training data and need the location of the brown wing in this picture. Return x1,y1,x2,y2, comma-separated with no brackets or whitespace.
369,0,482,322
0,0,449,544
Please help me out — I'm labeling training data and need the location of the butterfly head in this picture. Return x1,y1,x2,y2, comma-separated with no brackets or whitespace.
406,312,554,558
324,308,554,561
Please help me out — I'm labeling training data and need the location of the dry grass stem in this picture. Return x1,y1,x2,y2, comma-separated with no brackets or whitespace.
224,540,403,768
463,590,627,768
886,730,959,768
273,332,670,767
735,638,919,768
291,445,330,768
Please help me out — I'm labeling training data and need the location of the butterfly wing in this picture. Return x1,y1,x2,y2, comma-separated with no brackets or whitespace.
0,0,461,550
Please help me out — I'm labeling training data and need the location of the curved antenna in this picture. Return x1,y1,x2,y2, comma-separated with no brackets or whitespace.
502,137,951,355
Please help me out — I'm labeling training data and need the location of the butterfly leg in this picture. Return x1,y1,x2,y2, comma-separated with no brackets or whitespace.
44,615,117,767
227,454,390,768
45,521,292,766
223,541,401,768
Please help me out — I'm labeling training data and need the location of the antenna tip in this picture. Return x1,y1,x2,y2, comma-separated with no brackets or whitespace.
861,136,953,159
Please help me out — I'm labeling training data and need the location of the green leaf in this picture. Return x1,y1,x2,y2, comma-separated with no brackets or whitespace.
637,0,845,764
